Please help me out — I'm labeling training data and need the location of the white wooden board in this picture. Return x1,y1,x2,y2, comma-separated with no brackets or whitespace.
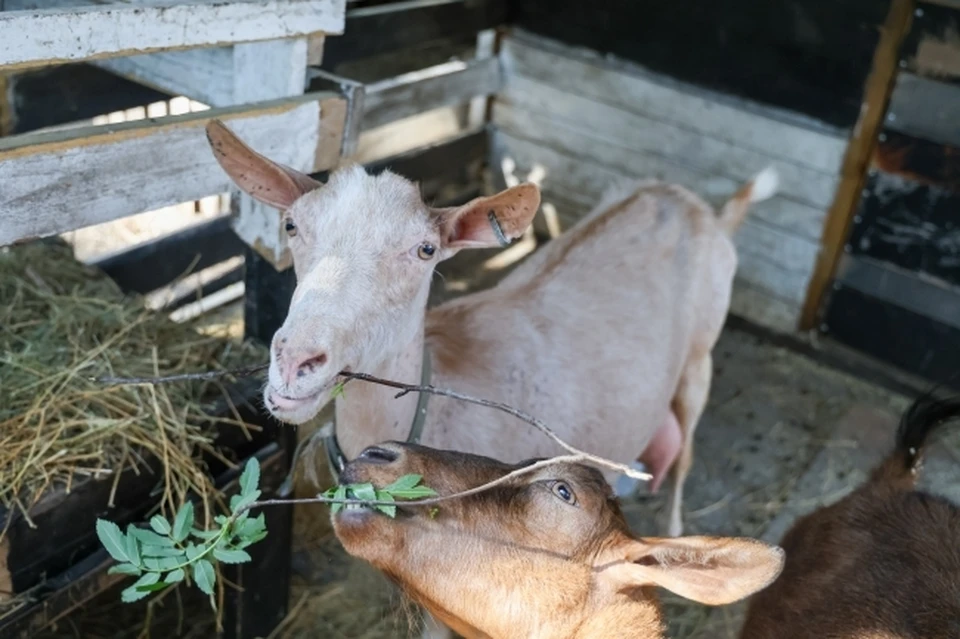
0,93,343,246
0,0,344,70
501,33,848,173
494,75,840,214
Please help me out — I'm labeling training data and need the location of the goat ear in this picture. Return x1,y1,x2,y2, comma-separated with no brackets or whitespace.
435,183,540,250
205,119,321,210
599,536,784,605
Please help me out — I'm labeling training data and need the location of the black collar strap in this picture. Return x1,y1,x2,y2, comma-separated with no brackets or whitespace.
323,345,432,482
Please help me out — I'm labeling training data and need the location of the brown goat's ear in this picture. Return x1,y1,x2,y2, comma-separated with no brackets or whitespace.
435,183,540,250
205,119,322,210
599,536,785,605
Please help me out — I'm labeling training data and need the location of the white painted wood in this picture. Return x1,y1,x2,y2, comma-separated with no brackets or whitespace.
363,58,502,130
493,130,818,312
492,113,828,242
0,93,343,246
228,37,313,269
729,283,800,333
500,33,848,173
0,0,344,71
468,29,498,128
887,72,960,148
494,75,840,214
96,48,233,107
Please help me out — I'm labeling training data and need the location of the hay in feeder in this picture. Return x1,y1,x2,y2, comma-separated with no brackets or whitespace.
0,241,268,530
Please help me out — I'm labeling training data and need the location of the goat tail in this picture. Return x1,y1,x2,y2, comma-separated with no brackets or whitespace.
871,389,960,487
717,166,779,234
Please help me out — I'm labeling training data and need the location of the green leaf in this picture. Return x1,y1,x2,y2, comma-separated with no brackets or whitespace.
172,502,194,543
131,528,175,547
144,556,182,572
330,485,347,514
384,474,423,493
121,572,160,603
239,458,260,498
125,525,141,567
149,515,171,536
107,562,142,576
231,489,261,513
236,514,265,539
190,528,221,541
349,483,376,502
136,582,170,593
214,514,229,526
165,568,185,584
193,559,216,596
140,545,184,558
373,490,396,518
185,544,203,563
331,383,346,399
387,485,438,500
213,548,252,564
96,520,129,563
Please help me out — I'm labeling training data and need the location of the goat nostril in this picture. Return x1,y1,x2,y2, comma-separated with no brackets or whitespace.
358,446,399,464
295,353,328,378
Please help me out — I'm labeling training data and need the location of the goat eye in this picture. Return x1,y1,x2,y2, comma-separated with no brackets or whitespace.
284,219,297,237
417,242,436,260
551,481,576,505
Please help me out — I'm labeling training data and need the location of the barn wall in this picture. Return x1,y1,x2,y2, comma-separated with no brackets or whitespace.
492,31,849,333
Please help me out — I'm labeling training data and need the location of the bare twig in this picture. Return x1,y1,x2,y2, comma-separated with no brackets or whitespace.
93,364,651,482
339,371,651,482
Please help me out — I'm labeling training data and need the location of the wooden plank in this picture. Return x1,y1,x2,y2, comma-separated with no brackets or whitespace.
509,0,887,129
823,283,960,387
501,33,848,173
491,114,829,242
0,73,13,135
887,72,960,148
494,130,818,307
95,48,233,107
728,282,800,334
837,253,960,331
493,74,840,214
0,0,344,71
0,92,343,246
847,170,960,286
320,0,507,70
92,215,244,294
799,0,915,330
901,2,960,83
360,58,502,130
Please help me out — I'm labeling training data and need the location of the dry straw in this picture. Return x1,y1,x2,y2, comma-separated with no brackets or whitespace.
0,242,267,536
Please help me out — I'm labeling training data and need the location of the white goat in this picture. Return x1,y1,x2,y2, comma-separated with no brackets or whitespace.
205,120,776,537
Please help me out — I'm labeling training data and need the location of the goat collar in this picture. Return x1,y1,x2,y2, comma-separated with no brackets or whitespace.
323,345,432,481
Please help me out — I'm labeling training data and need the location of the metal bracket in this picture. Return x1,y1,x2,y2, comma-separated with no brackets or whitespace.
308,68,366,159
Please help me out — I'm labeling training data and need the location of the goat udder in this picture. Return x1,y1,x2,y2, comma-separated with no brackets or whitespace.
638,411,682,494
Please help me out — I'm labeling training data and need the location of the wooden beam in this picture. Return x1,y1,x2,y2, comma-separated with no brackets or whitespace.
0,92,344,246
0,0,344,71
798,0,915,330
886,73,960,148
95,48,233,107
0,73,13,136
359,58,502,130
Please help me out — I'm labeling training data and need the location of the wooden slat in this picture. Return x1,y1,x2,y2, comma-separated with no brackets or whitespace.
494,130,819,311
501,33,848,173
0,92,343,246
95,48,234,107
886,72,960,148
0,0,344,71
493,74,839,215
901,1,960,83
358,58,502,130
799,0,914,330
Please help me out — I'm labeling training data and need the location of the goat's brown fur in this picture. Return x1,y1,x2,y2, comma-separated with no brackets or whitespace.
740,393,960,639
332,442,784,639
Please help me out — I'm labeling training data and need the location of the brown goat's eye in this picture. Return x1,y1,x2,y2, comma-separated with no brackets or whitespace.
284,219,297,237
417,242,436,260
551,481,576,505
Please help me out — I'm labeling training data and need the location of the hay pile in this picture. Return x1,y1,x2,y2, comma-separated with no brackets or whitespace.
0,242,267,529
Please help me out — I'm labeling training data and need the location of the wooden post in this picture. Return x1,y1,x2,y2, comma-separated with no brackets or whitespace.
798,0,915,330
0,73,13,136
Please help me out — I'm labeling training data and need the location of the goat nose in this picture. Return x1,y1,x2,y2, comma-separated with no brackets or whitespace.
357,446,399,464
281,351,328,385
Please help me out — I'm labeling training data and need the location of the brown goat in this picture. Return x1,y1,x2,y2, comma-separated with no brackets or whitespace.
740,393,960,639
332,443,784,639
